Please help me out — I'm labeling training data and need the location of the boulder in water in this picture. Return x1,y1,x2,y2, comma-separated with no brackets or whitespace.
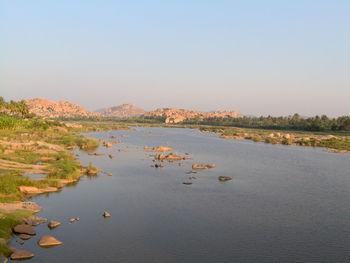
218,176,232,182
48,221,61,229
103,211,111,217
38,235,63,247
10,249,35,260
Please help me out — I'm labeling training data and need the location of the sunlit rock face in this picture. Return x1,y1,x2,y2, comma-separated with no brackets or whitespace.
96,104,145,117
144,108,243,123
25,98,100,118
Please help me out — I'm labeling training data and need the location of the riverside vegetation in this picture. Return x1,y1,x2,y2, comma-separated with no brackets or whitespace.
0,98,129,257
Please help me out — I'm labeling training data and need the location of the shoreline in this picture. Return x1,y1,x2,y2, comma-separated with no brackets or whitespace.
0,121,129,259
197,126,350,153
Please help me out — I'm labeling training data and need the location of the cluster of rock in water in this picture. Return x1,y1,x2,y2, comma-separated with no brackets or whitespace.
8,211,111,260
144,145,233,184
5,134,234,260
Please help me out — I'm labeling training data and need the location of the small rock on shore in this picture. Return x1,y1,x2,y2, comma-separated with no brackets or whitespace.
13,225,36,235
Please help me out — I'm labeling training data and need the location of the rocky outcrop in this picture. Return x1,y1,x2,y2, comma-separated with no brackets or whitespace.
143,108,243,123
18,186,58,194
25,98,100,118
0,202,42,213
96,104,145,117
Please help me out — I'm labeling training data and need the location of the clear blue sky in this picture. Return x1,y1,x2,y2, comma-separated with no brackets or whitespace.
1,0,349,116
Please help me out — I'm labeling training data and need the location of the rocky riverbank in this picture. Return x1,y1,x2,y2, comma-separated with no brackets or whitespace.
0,120,128,259
200,127,350,153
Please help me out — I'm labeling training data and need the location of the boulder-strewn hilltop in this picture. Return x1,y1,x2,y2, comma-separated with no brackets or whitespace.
143,108,243,123
25,98,100,118
96,104,145,117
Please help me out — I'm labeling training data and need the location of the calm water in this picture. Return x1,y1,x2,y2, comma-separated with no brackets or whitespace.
10,127,350,263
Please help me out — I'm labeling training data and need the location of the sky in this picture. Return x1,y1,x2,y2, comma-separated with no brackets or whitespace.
1,0,349,117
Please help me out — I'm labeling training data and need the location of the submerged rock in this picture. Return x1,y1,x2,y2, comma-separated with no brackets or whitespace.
13,225,36,235
18,234,32,240
108,154,115,159
17,240,25,245
144,146,172,152
88,152,105,156
192,164,216,169
206,164,216,168
102,141,113,148
155,153,188,162
48,221,61,229
38,235,63,247
165,154,184,161
218,176,232,182
10,249,34,260
24,216,47,226
192,164,207,170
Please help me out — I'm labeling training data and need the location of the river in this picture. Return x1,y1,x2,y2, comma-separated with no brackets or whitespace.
9,127,350,262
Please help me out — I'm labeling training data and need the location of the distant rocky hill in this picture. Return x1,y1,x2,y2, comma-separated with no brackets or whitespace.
24,98,242,121
143,108,243,123
25,98,100,118
96,104,145,117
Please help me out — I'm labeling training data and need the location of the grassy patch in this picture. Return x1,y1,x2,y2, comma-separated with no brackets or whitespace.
58,134,99,150
0,209,34,256
0,171,61,202
46,159,80,180
0,150,41,164
200,126,350,151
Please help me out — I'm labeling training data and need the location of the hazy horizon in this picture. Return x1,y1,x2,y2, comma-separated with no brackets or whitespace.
2,1,349,117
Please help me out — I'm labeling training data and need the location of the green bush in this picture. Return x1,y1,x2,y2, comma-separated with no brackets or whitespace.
0,114,24,129
47,159,80,179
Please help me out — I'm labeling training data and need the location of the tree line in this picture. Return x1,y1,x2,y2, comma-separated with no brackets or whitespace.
183,114,350,132
0,97,33,118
